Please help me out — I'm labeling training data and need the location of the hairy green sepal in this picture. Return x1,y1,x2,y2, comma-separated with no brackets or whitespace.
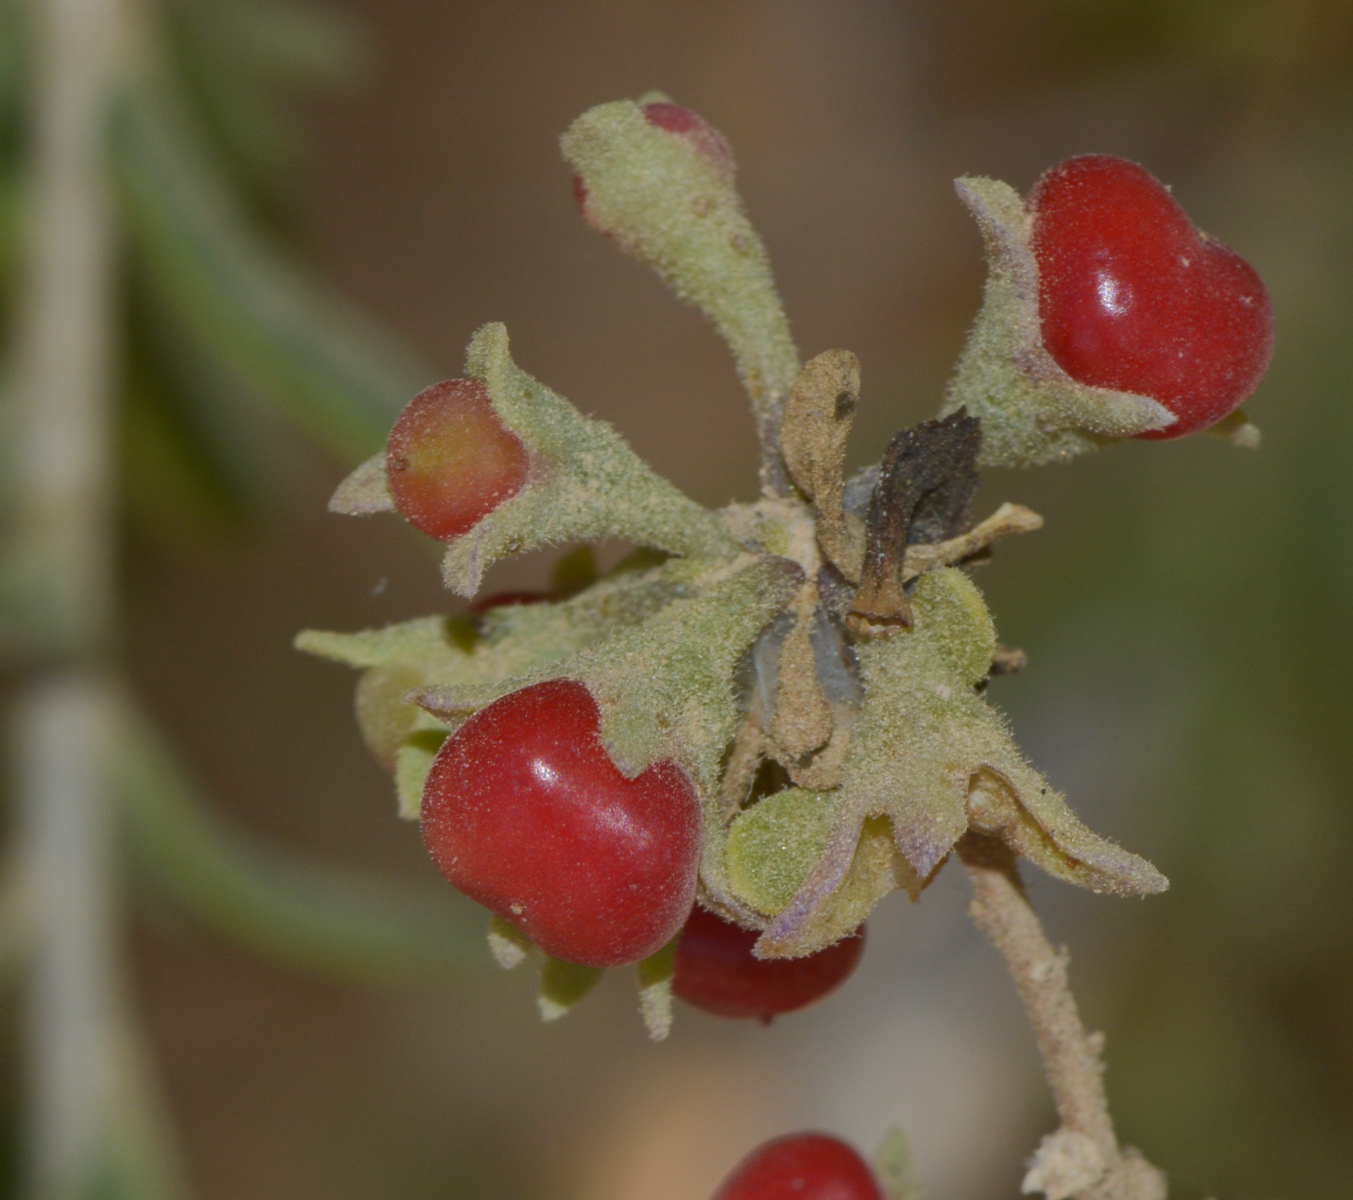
561,100,798,485
443,323,738,593
635,940,677,1041
325,322,738,593
416,554,801,793
719,570,1166,958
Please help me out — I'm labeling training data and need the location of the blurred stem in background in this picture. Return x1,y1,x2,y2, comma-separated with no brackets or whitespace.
0,0,483,1194
11,0,121,1196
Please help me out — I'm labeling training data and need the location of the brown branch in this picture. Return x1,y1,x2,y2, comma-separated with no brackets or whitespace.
957,833,1166,1200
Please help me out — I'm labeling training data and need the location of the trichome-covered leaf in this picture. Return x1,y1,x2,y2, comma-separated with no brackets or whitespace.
737,569,1165,957
561,99,798,488
429,323,739,593
418,554,802,795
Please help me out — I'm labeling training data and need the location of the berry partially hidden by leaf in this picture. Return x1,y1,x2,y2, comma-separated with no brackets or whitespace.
711,1133,886,1200
1030,154,1274,439
466,590,549,615
386,379,530,540
673,906,864,1022
641,100,734,178
573,100,734,229
421,679,701,968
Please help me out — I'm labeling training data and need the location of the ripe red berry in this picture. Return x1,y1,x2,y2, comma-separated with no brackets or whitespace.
711,1133,886,1200
1029,154,1274,439
420,679,701,968
673,906,865,1022
386,379,530,540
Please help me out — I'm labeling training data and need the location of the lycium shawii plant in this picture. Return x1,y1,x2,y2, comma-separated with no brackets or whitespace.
298,94,1274,1200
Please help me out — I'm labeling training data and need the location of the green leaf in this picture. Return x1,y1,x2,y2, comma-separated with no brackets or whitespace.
166,0,366,205
636,940,677,1042
393,729,447,821
418,554,802,794
538,956,604,1021
725,786,836,916
487,915,532,970
354,664,441,771
118,329,270,536
298,555,696,692
328,451,393,514
295,614,474,670
875,1127,924,1200
726,791,914,958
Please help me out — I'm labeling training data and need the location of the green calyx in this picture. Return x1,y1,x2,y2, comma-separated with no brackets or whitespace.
299,93,1182,1033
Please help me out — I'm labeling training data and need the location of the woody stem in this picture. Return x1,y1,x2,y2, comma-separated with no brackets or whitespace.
956,833,1119,1167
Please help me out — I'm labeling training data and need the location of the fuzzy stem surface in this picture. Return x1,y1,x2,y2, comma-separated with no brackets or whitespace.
958,832,1165,1200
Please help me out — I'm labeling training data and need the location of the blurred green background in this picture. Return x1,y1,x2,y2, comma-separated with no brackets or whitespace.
4,0,1352,1197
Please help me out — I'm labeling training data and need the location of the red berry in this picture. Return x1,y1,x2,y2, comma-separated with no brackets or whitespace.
1029,154,1274,438
641,101,734,179
711,1133,886,1200
673,907,865,1022
421,679,701,968
386,379,530,540
466,590,550,615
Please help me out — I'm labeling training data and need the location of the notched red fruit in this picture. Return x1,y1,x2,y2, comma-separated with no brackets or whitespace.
421,679,702,968
386,379,530,541
1030,154,1274,438
711,1133,886,1200
673,906,864,1022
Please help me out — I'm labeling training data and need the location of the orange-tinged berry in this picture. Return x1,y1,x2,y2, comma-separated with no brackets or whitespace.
386,379,529,541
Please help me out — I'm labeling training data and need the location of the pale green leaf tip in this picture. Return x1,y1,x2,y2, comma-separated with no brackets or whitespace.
487,916,532,970
537,996,571,1022
394,736,440,821
329,451,393,515
876,1126,924,1200
538,957,604,1021
636,941,677,1041
1208,408,1262,448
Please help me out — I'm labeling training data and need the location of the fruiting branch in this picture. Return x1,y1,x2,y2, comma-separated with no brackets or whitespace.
301,92,1277,1195
958,833,1165,1200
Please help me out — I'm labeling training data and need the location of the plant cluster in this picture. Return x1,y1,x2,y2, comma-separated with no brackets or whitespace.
299,94,1273,1199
